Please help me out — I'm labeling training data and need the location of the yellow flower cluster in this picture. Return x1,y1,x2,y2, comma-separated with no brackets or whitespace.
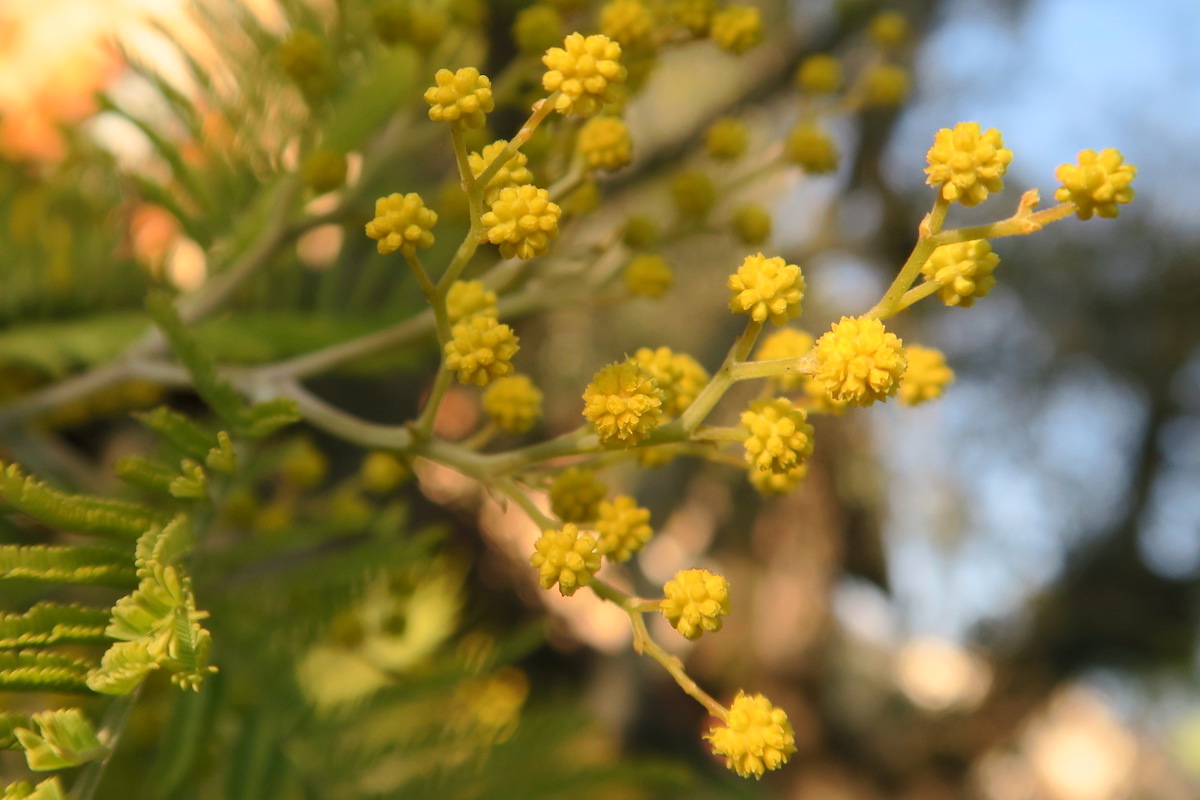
623,215,660,250
668,0,717,35
483,374,544,433
623,254,674,297
921,239,1000,307
365,193,438,255
359,451,408,493
728,253,805,326
302,149,347,193
813,316,907,406
630,347,709,417
733,203,772,246
706,118,748,161
582,362,664,446
577,116,633,171
468,141,534,205
530,523,601,596
868,10,910,48
661,568,730,640
795,54,842,94
861,64,910,107
755,328,814,390
444,316,520,386
749,462,808,495
549,467,607,523
543,33,627,117
898,345,954,406
481,185,562,259
706,692,797,779
1055,148,1137,220
741,397,814,475
671,170,716,219
513,4,563,55
424,67,494,129
785,122,839,174
710,5,763,55
445,280,497,325
925,122,1012,207
595,495,653,562
600,0,655,49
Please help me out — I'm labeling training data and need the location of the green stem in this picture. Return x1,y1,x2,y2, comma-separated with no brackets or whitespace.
414,367,454,438
728,353,816,383
678,320,763,433
495,476,556,529
932,201,1077,245
72,684,144,800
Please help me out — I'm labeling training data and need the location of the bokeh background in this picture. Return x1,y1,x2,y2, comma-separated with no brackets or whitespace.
1,0,1198,798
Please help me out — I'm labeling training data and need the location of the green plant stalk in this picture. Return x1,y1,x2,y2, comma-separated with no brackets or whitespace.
678,320,763,434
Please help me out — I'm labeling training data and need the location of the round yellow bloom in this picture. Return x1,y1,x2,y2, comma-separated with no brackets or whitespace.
623,253,674,298
280,436,328,488
813,316,907,406
755,328,814,390
920,239,1000,307
360,451,409,493
710,5,763,55
868,11,910,48
749,462,807,495
374,3,448,48
578,116,633,171
601,0,655,49
706,118,748,161
530,523,601,596
898,345,954,406
795,54,842,94
803,376,849,416
668,0,716,35
445,279,498,324
468,140,534,205
481,184,562,259
925,122,1013,207
1054,148,1137,220
582,362,664,446
707,692,797,779
302,149,348,194
660,568,730,640
630,347,709,416
513,4,563,55
424,67,494,129
444,316,519,386
543,33,627,117
595,495,653,562
365,193,438,255
741,397,814,475
861,63,910,107
623,215,660,250
728,253,805,326
549,467,607,523
671,170,716,219
483,374,544,433
732,203,772,246
785,122,839,173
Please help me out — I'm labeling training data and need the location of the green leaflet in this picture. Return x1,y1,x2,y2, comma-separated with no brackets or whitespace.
0,712,35,749
12,708,107,771
0,462,163,540
134,407,218,461
0,545,137,587
0,313,145,378
115,456,178,494
87,640,159,697
0,651,93,694
237,397,300,440
0,603,111,649
0,777,66,800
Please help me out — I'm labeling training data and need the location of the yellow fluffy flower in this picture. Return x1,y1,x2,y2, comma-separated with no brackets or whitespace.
785,122,839,174
530,523,601,596
445,279,498,324
365,193,438,255
468,141,534,205
920,239,1000,307
671,170,716,219
444,316,519,386
795,54,842,94
543,33,627,117
623,253,674,298
595,495,653,562
668,0,716,35
630,346,709,417
925,122,1013,207
898,345,954,406
483,374,544,433
582,362,664,446
813,316,907,406
360,451,408,493
710,5,763,55
424,67,494,129
706,118,749,161
481,184,562,259
754,328,814,390
549,467,607,523
741,397,814,474
577,116,633,171
732,203,772,246
1054,148,1137,220
513,4,563,55
728,253,805,326
601,0,655,49
861,63,910,107
660,568,730,640
749,462,808,495
868,10,910,48
707,692,797,779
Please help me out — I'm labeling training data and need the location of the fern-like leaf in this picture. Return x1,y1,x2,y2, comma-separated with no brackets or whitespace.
0,545,137,587
86,640,159,696
0,712,35,749
0,463,162,540
237,397,300,440
147,291,245,425
0,651,93,694
1,777,66,800
115,456,178,494
134,406,218,461
0,603,111,649
134,515,193,577
13,708,107,771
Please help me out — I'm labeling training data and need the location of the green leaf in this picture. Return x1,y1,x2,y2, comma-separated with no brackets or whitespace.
0,712,34,749
0,651,93,694
0,603,111,649
323,47,418,153
237,398,300,440
0,462,163,540
0,313,145,378
0,545,137,588
115,456,178,495
134,407,218,461
146,291,245,425
13,708,107,771
86,640,158,696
